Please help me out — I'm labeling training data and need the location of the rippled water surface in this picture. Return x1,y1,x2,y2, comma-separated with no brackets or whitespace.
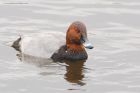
0,0,140,93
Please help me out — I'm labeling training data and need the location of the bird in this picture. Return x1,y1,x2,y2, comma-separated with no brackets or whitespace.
12,21,93,61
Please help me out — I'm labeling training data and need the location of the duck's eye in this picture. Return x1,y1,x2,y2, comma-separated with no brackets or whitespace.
80,35,85,43
77,30,80,33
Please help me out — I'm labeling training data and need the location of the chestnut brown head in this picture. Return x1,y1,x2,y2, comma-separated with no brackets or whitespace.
66,21,93,49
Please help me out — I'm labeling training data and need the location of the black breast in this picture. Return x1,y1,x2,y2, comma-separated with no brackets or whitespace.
51,45,88,62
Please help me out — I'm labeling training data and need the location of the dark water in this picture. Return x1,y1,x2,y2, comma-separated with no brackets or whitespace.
0,0,140,93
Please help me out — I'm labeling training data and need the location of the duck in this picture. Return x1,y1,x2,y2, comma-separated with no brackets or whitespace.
12,21,93,61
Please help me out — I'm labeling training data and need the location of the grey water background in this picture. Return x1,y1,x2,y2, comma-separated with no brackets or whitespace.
0,0,140,93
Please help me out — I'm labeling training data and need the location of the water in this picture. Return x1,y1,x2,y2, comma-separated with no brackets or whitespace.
0,0,140,93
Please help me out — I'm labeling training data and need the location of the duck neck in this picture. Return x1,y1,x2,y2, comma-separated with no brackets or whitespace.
66,43,85,53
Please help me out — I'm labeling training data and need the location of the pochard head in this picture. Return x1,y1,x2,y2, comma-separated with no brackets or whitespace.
66,21,93,51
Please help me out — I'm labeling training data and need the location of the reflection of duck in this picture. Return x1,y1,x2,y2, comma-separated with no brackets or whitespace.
12,21,93,61
64,60,86,86
17,53,53,67
17,53,86,86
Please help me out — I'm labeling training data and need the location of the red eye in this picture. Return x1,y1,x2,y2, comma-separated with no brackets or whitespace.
77,30,80,33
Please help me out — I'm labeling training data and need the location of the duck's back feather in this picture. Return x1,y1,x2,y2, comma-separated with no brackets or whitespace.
13,32,65,58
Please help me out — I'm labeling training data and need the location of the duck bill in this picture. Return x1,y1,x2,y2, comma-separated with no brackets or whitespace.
83,40,93,49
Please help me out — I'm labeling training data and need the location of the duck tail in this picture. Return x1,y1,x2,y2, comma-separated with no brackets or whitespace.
11,35,22,51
